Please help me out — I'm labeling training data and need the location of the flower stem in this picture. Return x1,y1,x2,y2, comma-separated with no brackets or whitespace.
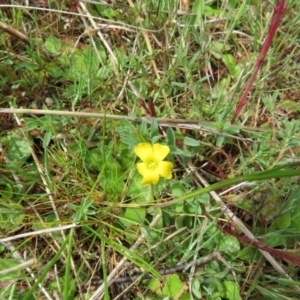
149,184,154,202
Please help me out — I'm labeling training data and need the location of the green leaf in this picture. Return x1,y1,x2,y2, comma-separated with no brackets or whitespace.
4,133,31,164
188,50,201,67
222,281,242,300
211,77,231,100
175,215,185,228
95,5,117,19
238,246,260,262
198,193,210,204
43,130,52,148
222,53,242,78
128,174,150,202
140,121,148,139
69,47,99,77
191,0,205,24
192,279,202,298
120,207,146,227
117,143,135,170
182,148,194,157
163,274,186,297
211,41,231,59
0,202,24,231
216,135,225,147
217,234,240,254
0,184,13,200
150,118,159,138
167,127,176,147
146,278,163,295
280,100,300,113
151,135,160,144
44,36,62,54
171,182,185,197
274,213,291,229
22,119,42,131
184,136,199,147
290,220,300,231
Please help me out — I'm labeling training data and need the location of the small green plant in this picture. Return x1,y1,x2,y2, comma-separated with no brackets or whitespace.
67,198,96,222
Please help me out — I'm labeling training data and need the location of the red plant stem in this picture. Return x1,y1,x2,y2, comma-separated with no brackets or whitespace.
136,97,157,117
231,0,287,123
147,97,156,117
223,227,300,265
136,97,151,115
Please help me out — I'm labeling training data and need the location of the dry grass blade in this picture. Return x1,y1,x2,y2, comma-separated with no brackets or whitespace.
0,108,259,139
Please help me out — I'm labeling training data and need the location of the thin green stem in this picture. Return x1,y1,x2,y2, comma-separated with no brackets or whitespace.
149,184,154,202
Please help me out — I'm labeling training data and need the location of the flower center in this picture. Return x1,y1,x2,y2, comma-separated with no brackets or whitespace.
148,161,158,169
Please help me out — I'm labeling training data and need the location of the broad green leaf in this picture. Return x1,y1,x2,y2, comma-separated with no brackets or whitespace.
218,235,240,254
4,133,31,164
222,281,242,300
120,207,146,227
171,182,185,197
265,234,286,248
69,47,99,77
163,274,187,298
128,172,150,202
146,278,163,295
44,36,62,54
198,193,210,204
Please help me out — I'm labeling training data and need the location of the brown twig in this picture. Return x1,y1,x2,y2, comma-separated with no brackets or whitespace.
0,20,58,60
0,21,30,44
231,0,287,123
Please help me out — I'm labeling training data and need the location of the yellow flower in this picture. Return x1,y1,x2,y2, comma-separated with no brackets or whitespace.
134,143,174,185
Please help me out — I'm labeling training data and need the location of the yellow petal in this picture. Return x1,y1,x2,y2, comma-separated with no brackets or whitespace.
157,161,173,179
152,144,170,161
141,172,160,185
134,143,153,162
136,162,148,176
136,163,159,185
